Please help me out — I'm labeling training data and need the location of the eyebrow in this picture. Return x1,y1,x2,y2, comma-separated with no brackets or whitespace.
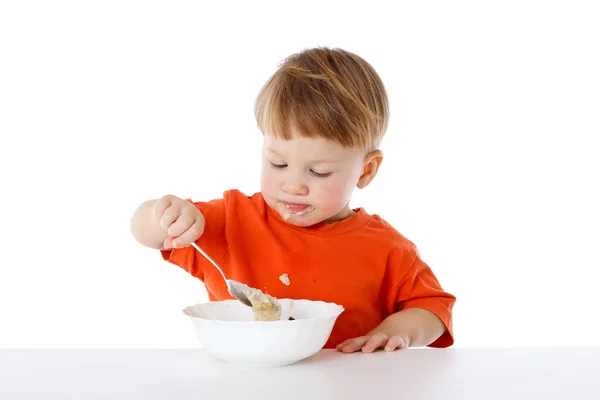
267,148,339,165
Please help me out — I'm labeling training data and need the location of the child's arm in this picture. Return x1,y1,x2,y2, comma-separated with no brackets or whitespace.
336,308,445,353
130,195,205,250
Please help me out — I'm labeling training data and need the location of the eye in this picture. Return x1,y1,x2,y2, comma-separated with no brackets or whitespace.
270,161,287,169
311,170,332,178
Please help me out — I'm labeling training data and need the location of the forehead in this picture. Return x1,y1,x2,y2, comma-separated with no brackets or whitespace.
263,134,358,160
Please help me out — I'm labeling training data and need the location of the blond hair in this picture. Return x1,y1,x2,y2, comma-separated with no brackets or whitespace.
254,47,389,150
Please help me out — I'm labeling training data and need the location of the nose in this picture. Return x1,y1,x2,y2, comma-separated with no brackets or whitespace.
282,175,308,196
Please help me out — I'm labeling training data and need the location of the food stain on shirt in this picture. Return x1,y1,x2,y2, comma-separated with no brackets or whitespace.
279,273,291,286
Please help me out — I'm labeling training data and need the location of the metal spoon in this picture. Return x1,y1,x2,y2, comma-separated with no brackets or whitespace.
190,242,252,307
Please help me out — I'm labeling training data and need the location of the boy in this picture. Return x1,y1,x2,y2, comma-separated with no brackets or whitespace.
130,47,455,353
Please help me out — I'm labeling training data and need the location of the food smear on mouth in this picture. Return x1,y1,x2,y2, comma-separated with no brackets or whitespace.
284,202,309,212
276,202,315,220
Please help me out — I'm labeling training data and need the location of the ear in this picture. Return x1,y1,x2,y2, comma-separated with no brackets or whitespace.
357,149,383,189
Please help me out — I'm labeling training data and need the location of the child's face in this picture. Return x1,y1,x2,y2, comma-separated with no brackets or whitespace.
260,133,368,226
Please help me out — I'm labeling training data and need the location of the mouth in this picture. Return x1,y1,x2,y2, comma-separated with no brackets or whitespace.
276,201,315,220
283,202,310,212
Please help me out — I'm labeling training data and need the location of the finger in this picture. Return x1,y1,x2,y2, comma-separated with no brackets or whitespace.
335,339,356,351
163,236,175,250
171,215,204,248
398,336,409,349
153,195,176,222
384,335,405,352
336,336,369,353
167,213,196,238
336,337,363,353
158,203,183,232
335,340,350,351
362,333,388,354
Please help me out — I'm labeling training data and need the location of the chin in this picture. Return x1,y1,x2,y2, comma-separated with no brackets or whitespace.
275,209,319,226
286,217,321,227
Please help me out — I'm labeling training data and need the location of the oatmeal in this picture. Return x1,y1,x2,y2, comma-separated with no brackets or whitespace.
279,273,291,286
243,286,282,321
276,202,315,220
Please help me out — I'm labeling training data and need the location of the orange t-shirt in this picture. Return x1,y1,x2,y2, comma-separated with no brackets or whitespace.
161,189,456,349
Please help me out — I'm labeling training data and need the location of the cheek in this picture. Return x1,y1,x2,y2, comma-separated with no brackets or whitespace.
313,178,354,206
260,166,277,193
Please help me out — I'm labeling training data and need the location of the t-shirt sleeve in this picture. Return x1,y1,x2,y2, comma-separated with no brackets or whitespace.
160,196,229,282
385,248,456,348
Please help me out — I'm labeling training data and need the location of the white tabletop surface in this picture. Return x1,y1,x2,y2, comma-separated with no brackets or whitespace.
1,347,599,399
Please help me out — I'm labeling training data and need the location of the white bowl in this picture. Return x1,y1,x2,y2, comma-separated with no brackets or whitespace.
183,298,344,367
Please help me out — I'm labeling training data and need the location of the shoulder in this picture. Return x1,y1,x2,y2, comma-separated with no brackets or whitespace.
361,211,419,257
187,189,265,218
222,189,267,212
360,214,435,288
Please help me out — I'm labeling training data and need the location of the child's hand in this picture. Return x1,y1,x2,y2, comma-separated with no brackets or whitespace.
153,195,205,249
336,332,409,354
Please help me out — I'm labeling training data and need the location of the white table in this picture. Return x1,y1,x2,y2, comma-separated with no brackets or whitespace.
1,348,599,399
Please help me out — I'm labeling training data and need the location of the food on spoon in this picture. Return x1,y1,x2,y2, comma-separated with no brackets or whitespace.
243,286,282,321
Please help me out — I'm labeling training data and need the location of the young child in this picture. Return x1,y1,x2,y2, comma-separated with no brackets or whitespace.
130,47,456,353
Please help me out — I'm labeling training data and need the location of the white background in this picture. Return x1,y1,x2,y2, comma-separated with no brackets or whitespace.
1,1,598,349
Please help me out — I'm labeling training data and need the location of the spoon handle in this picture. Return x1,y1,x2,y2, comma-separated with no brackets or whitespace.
190,242,228,282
